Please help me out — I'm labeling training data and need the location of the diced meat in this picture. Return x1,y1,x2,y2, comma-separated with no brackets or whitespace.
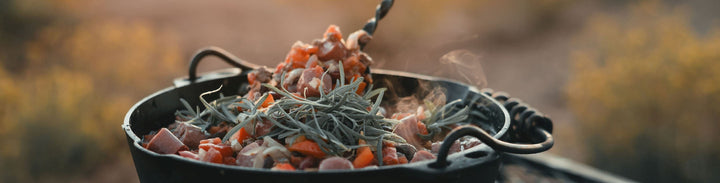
316,38,346,61
253,118,274,137
236,141,263,167
170,122,207,149
281,68,304,92
318,157,354,171
296,66,332,97
342,54,367,79
392,115,427,150
141,130,158,148
410,150,436,163
147,128,188,154
248,66,273,85
298,156,318,170
431,141,462,155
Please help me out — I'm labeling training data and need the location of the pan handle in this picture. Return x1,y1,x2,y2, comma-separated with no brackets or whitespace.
430,89,554,168
186,46,259,82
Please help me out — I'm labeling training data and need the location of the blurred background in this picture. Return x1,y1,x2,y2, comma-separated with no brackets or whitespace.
1,0,719,182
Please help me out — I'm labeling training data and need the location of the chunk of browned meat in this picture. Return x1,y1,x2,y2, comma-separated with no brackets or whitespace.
318,157,354,171
317,38,347,61
147,128,188,154
296,66,332,97
392,115,427,150
250,66,273,84
410,150,436,163
170,122,207,149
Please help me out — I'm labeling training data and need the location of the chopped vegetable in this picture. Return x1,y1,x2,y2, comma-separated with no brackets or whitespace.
288,140,326,158
272,163,296,171
200,148,224,164
229,127,252,145
352,139,375,168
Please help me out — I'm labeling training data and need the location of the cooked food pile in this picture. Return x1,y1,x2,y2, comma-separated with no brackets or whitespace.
142,25,481,171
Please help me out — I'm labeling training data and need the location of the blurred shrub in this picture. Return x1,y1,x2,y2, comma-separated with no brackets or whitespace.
567,1,720,182
0,21,182,182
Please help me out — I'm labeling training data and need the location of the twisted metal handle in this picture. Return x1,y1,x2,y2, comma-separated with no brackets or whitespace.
431,89,555,168
359,0,394,50
481,89,553,143
431,125,553,168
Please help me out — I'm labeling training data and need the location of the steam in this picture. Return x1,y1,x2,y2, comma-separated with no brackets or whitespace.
379,49,487,117
436,50,488,89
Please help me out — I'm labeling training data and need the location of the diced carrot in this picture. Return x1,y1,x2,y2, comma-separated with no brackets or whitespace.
353,139,375,168
272,163,296,171
288,140,326,158
356,81,366,95
274,63,286,75
199,137,221,145
230,127,252,145
288,135,307,146
201,148,224,164
323,25,343,41
223,157,237,165
285,44,310,69
382,146,399,165
178,150,198,160
198,143,233,157
417,121,429,135
259,94,275,108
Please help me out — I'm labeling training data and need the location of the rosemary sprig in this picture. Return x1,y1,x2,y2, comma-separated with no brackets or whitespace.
173,61,472,166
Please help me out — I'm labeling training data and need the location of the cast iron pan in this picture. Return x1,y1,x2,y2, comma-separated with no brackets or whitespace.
122,1,553,182
122,47,553,183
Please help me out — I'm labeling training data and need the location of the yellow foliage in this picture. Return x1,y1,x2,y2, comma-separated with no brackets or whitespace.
567,1,720,182
0,20,182,182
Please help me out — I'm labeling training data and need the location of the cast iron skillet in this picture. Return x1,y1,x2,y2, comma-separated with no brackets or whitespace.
122,1,553,182
122,47,553,183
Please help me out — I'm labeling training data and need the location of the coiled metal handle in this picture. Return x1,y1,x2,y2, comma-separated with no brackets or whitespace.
432,89,554,168
482,89,553,143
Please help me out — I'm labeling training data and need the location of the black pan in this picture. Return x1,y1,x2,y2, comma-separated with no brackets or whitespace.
121,46,553,183
123,1,553,181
